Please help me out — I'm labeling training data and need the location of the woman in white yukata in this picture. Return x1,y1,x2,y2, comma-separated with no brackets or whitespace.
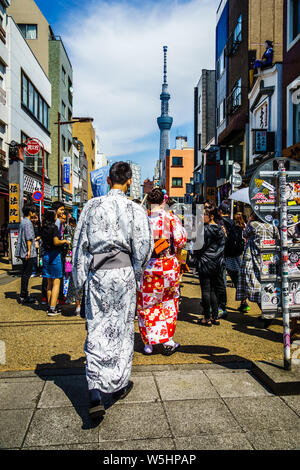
72,162,153,420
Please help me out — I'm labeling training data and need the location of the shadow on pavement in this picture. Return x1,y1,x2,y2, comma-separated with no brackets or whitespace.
34,354,110,430
222,311,283,344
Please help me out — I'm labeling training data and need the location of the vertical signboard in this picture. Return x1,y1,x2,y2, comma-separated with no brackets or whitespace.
63,157,71,184
9,183,20,224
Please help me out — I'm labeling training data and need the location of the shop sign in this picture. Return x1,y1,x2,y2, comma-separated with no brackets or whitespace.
9,183,19,224
63,157,71,184
249,158,300,227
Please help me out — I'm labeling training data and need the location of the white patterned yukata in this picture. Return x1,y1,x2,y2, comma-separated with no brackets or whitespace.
72,189,153,394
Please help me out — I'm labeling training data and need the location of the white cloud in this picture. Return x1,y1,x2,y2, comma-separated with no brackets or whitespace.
63,0,217,164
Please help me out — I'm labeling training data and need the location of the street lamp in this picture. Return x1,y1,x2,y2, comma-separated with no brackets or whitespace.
54,115,93,201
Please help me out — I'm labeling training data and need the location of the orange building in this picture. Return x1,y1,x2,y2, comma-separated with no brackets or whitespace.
72,119,95,200
165,137,194,202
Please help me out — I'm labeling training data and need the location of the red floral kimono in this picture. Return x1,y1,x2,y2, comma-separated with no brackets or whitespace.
137,209,187,345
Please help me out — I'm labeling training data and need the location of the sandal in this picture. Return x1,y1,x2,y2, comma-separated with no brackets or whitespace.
162,343,180,356
198,318,212,327
211,319,220,326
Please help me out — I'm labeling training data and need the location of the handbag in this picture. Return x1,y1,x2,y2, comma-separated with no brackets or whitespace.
154,238,170,255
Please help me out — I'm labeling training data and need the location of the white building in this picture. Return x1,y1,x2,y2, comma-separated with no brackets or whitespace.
7,16,51,158
127,161,141,200
95,134,108,169
0,0,10,162
248,63,282,166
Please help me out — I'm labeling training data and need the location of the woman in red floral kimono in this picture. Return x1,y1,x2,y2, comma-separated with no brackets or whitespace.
137,188,187,356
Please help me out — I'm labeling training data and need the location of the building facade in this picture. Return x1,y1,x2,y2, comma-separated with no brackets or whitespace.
72,119,95,201
127,161,141,200
194,69,216,200
0,0,10,225
7,0,50,76
165,137,194,202
8,16,51,205
49,35,73,209
215,0,284,203
282,0,300,160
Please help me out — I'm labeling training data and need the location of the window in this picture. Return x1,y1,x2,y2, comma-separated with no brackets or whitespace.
172,177,183,188
18,24,37,39
227,78,242,115
21,71,49,131
290,0,300,42
62,136,66,152
28,82,34,114
172,157,183,166
217,50,225,79
217,99,226,126
22,74,28,106
62,66,66,84
293,101,300,144
61,101,66,119
34,90,38,119
233,15,242,45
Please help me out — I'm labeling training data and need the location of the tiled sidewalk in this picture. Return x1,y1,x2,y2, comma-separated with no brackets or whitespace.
0,363,300,450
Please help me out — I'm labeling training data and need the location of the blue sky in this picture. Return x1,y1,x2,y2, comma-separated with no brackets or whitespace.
35,0,217,182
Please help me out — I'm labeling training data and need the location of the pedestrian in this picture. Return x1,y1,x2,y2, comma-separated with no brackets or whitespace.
137,187,187,356
15,205,38,305
219,200,246,316
40,209,70,316
64,218,82,316
52,202,67,306
194,206,226,326
72,161,153,420
30,212,41,277
236,211,279,326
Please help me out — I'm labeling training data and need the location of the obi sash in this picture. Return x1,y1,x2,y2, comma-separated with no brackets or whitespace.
91,249,132,271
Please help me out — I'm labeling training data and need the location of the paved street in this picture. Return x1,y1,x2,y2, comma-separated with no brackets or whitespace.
0,267,300,450
0,269,299,372
0,363,300,450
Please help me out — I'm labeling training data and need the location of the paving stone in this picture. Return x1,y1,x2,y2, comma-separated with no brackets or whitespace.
114,376,160,404
0,409,34,449
98,438,175,450
23,444,100,450
245,430,300,450
164,399,241,437
37,375,89,408
205,371,273,398
175,433,253,450
23,407,99,448
281,395,300,416
224,397,300,432
0,381,44,409
154,370,219,401
98,402,171,442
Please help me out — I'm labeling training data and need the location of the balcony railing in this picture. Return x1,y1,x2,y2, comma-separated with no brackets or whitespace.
226,85,242,116
225,28,242,57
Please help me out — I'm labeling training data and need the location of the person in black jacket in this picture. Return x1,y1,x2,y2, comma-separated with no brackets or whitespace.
194,207,226,326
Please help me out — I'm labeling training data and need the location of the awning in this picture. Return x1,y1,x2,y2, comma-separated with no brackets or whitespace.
229,187,250,205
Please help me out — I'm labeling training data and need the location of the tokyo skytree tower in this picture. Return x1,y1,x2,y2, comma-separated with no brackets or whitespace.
157,46,173,186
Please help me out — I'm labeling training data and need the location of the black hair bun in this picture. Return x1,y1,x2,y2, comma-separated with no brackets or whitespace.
147,188,165,205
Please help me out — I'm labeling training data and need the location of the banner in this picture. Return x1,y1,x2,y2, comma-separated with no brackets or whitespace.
63,157,71,184
90,166,110,197
73,205,78,221
9,183,20,224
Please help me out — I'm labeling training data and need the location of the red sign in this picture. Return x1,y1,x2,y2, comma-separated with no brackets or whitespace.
33,190,43,202
25,139,40,156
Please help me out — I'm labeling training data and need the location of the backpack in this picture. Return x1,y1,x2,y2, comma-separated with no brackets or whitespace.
223,218,245,258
